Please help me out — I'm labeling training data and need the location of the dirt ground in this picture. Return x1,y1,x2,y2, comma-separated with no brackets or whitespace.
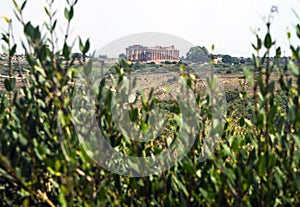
0,71,286,100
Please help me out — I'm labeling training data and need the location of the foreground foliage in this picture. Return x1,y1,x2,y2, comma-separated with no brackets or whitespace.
0,1,300,206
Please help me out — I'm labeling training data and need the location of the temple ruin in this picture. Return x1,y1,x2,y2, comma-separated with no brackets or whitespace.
126,45,180,62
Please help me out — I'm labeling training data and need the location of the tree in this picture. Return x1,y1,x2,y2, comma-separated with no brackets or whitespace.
222,55,232,64
99,54,108,59
186,46,209,63
72,52,82,59
118,53,126,59
240,57,246,64
232,57,240,65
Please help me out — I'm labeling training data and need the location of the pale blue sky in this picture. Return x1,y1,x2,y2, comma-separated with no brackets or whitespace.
0,0,299,57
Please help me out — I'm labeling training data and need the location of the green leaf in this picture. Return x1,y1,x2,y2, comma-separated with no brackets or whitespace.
34,65,47,77
258,155,266,176
44,7,50,17
1,45,8,55
58,110,66,127
39,45,47,60
4,78,16,92
3,16,10,24
257,36,262,50
83,39,90,54
79,37,84,52
63,42,71,60
59,191,67,207
239,117,245,127
129,108,138,122
10,44,17,57
276,47,281,58
52,19,57,31
1,34,9,44
268,153,276,168
291,45,297,59
288,61,299,75
287,31,291,39
293,135,300,149
274,172,283,189
243,67,254,87
64,6,74,21
172,175,189,197
199,188,212,205
12,0,20,11
297,24,300,39
79,38,90,54
21,1,27,11
222,144,233,157
293,172,300,192
0,168,15,181
24,22,35,40
64,8,69,20
83,58,93,76
69,6,74,20
264,33,272,49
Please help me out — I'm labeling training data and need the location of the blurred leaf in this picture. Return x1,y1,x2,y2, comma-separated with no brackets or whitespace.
129,108,138,122
59,191,67,207
64,6,74,21
58,110,66,127
0,167,15,181
10,44,17,57
239,117,245,127
199,188,212,205
2,45,8,55
21,1,27,11
44,7,50,17
79,37,84,52
24,22,35,39
288,31,291,39
293,172,300,192
264,33,272,49
257,35,262,50
52,19,57,31
83,58,93,76
276,47,281,58
1,34,9,44
288,61,299,75
69,6,74,20
3,16,11,23
12,0,20,11
258,155,266,176
291,45,297,59
172,175,189,197
83,39,90,54
63,42,71,60
297,24,300,39
4,78,16,92
64,7,70,21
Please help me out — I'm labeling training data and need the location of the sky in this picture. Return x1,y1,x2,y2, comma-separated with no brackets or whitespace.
0,0,299,57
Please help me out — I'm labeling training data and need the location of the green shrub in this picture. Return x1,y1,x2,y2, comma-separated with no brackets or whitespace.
0,1,299,207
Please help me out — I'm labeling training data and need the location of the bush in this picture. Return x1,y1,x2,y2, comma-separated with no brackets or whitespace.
0,1,299,206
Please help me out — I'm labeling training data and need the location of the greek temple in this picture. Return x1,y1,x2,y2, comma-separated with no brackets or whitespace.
126,45,180,62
